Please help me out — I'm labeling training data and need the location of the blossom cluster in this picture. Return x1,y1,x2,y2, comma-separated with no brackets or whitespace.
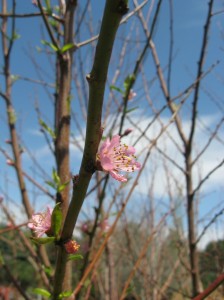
28,207,80,254
28,134,140,254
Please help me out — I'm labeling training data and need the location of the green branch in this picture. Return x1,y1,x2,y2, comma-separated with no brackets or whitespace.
52,1,128,298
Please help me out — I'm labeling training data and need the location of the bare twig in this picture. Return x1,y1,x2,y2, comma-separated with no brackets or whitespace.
196,207,224,245
192,273,224,300
0,12,63,22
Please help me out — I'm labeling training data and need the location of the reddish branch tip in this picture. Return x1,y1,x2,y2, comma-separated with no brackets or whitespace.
64,240,80,254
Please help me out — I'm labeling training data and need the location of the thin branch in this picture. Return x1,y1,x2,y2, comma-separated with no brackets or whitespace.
52,1,126,298
188,0,214,149
37,0,60,51
2,262,31,300
0,147,55,200
75,0,90,35
0,12,63,22
193,273,224,300
191,117,224,166
192,159,224,197
119,211,171,300
76,0,148,48
0,222,27,234
118,0,162,135
0,72,55,87
167,0,174,94
196,207,224,245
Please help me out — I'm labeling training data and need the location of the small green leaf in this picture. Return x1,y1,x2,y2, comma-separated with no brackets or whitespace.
12,32,21,41
58,291,73,299
33,288,51,298
110,85,124,94
49,19,58,29
126,283,135,295
54,5,60,13
124,74,135,91
51,203,63,239
11,74,20,83
125,106,139,114
45,180,56,189
67,254,83,261
43,266,53,276
41,40,58,52
39,118,56,139
57,181,70,193
52,168,61,186
61,43,74,53
84,279,91,288
44,0,52,14
30,237,55,245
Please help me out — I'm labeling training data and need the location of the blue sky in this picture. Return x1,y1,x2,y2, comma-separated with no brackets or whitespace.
0,0,224,248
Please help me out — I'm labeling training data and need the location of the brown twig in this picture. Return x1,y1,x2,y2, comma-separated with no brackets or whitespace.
119,211,171,300
0,12,63,22
192,273,224,300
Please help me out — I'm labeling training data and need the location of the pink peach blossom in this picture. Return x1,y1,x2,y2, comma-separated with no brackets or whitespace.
123,128,133,136
28,206,53,238
97,135,141,182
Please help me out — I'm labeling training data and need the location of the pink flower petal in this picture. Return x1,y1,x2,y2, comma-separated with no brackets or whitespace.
27,207,52,237
110,170,127,182
97,134,141,182
100,156,113,171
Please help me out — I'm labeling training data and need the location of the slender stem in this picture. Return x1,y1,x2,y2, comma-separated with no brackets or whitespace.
185,1,214,296
3,263,31,300
53,0,77,295
52,1,127,298
118,0,162,135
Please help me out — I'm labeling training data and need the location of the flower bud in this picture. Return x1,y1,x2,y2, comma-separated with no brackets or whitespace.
64,240,80,254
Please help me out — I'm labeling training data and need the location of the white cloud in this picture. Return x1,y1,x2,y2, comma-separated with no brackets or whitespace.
122,113,224,198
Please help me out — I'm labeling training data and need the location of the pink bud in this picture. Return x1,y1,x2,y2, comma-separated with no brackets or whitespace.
128,89,137,100
6,159,14,166
99,219,110,233
5,139,12,144
123,128,133,136
81,223,89,233
64,240,80,254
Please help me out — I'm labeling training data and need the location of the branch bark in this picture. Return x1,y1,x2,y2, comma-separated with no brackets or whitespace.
51,1,127,298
